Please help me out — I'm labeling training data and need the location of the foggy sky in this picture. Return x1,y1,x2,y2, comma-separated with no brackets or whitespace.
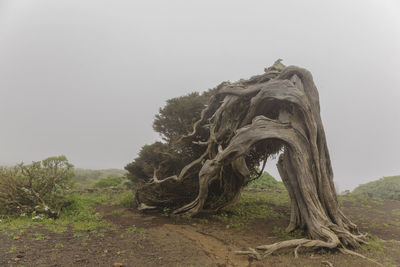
0,0,399,191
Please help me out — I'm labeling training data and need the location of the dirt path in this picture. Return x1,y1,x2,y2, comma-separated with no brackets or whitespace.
1,194,400,266
99,205,251,266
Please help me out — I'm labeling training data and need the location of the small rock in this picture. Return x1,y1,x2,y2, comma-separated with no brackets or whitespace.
14,258,20,262
226,225,230,229
113,263,123,267
103,249,108,253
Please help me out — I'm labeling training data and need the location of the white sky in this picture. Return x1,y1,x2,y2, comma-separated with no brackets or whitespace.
0,0,399,190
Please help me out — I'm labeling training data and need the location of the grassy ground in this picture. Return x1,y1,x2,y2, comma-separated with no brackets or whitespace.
352,175,400,200
1,189,399,266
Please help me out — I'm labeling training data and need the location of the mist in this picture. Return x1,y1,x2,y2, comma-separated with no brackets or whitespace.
0,0,399,191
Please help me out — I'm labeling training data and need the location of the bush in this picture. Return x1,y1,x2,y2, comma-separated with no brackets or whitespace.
0,156,74,218
113,190,137,208
125,91,214,186
92,176,125,188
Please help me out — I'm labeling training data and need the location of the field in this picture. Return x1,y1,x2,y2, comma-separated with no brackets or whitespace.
1,188,399,267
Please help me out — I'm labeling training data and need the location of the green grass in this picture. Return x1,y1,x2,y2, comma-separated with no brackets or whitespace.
338,193,384,207
73,168,127,189
112,210,122,216
212,190,289,230
392,209,400,216
353,175,400,200
9,245,16,253
126,225,145,233
112,190,137,208
272,226,304,240
359,236,398,266
32,233,46,240
92,176,126,188
0,189,138,237
0,191,115,234
246,172,285,190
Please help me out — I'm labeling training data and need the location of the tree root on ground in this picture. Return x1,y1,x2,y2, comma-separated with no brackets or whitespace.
321,260,333,267
339,248,384,267
234,237,384,266
234,248,262,260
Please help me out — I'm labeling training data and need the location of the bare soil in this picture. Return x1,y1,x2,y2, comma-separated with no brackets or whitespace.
1,193,400,267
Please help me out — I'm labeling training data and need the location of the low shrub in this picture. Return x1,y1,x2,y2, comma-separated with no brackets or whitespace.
0,156,74,218
112,190,137,208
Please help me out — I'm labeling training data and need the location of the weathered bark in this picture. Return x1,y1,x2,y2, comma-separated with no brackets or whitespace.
135,60,366,256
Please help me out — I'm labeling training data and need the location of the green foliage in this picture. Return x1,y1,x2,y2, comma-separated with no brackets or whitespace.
272,226,304,240
73,168,126,188
125,142,183,186
92,176,125,188
246,172,285,190
0,191,111,234
0,156,74,217
153,92,210,142
212,190,289,230
352,175,400,200
9,245,16,253
126,225,145,233
32,233,46,240
126,90,214,185
112,210,122,215
112,190,137,208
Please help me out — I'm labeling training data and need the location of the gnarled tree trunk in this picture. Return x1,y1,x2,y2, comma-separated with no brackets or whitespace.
135,60,367,257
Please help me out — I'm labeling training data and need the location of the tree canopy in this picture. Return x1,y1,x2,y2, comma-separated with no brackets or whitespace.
126,90,214,188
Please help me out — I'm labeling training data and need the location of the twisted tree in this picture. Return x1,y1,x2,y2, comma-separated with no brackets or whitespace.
129,60,369,258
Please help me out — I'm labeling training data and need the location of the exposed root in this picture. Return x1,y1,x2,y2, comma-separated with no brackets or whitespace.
137,203,157,211
294,244,301,258
256,237,339,256
339,248,384,267
234,247,261,260
234,237,383,266
173,197,201,216
321,260,333,267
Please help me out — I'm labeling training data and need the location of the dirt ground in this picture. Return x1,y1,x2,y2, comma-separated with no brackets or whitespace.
1,192,400,267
